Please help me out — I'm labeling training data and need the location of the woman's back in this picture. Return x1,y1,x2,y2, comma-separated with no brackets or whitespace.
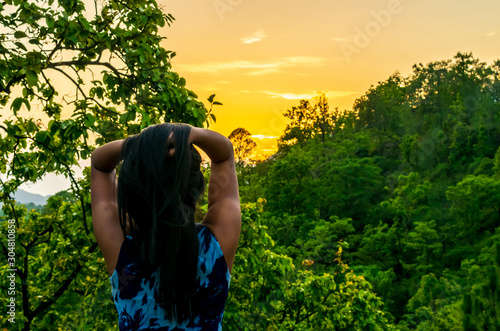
91,125,241,330
111,224,230,330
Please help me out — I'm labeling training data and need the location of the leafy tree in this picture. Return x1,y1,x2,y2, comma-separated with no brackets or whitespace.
403,273,463,331
0,0,209,329
225,201,397,331
353,72,405,135
318,157,385,225
264,144,318,216
381,173,431,235
406,220,442,274
228,127,257,165
355,222,401,272
246,53,500,329
300,216,355,271
0,170,117,330
265,138,385,224
446,175,500,243
353,222,408,318
278,92,341,148
462,236,500,331
0,0,209,200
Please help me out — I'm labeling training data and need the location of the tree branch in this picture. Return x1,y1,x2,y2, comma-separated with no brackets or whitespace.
47,60,132,82
30,242,98,318
1,72,25,94
29,134,91,236
48,66,119,116
26,226,54,250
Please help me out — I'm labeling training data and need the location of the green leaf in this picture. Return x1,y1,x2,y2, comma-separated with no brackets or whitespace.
79,16,90,31
141,113,150,128
23,98,31,110
14,31,27,38
207,94,215,103
119,113,128,124
38,152,47,164
213,101,223,106
35,131,48,143
46,16,55,28
49,121,59,134
84,114,95,127
26,70,38,87
14,41,27,51
11,97,24,114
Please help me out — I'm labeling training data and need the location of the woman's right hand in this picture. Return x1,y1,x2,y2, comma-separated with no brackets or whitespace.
188,127,233,164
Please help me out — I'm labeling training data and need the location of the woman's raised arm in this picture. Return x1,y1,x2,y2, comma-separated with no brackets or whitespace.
90,139,125,276
189,127,241,272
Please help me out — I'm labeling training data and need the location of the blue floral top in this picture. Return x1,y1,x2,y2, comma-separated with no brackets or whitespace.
110,224,231,330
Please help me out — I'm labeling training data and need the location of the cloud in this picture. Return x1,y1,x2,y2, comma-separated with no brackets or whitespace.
251,135,279,139
264,92,314,100
260,90,358,100
486,31,497,37
246,68,281,76
240,29,267,44
176,56,328,75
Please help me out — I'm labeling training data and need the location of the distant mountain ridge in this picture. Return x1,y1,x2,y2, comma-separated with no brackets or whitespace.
14,189,51,206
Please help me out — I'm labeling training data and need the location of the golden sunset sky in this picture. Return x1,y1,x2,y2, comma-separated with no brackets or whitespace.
17,0,500,196
160,0,500,154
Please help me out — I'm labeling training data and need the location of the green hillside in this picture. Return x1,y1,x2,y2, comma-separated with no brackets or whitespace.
231,52,500,330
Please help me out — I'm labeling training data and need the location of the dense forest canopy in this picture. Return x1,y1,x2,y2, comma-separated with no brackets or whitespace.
0,1,499,330
236,52,500,330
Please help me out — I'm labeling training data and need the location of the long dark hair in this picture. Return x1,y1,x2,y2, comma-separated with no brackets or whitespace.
117,123,205,321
